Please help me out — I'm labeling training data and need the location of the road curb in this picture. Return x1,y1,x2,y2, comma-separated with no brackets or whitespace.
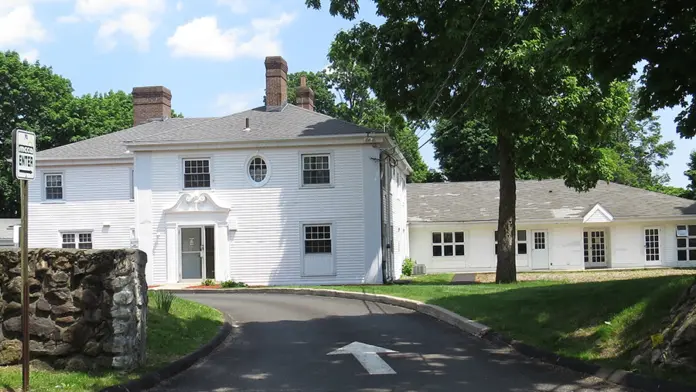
99,313,234,392
170,287,695,392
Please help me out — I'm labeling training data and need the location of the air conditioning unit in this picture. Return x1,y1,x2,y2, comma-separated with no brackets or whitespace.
413,264,427,275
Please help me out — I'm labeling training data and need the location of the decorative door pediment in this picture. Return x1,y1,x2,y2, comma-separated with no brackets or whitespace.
164,192,230,214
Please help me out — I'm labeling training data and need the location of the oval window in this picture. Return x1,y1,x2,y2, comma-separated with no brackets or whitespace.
248,156,268,183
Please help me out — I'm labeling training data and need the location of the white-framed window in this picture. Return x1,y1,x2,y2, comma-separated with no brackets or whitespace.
644,228,660,262
494,230,528,255
183,158,211,189
248,156,268,184
432,231,465,257
676,225,696,262
301,154,331,186
534,231,546,250
62,232,92,249
44,173,63,200
304,225,332,254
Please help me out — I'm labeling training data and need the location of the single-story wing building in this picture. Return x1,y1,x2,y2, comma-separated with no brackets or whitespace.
407,180,696,273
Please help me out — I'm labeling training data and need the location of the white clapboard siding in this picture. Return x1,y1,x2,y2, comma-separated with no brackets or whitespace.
409,220,696,273
145,145,378,285
28,165,134,249
390,164,409,279
585,208,612,223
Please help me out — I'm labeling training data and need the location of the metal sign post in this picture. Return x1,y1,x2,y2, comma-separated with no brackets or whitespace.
12,129,36,392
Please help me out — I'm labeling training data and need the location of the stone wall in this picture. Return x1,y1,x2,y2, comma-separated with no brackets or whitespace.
633,278,696,372
0,249,147,371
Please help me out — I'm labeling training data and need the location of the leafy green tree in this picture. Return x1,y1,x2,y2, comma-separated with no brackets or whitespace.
286,66,430,182
69,91,133,141
0,51,75,217
546,0,696,138
600,83,674,188
425,169,446,183
433,119,498,181
433,82,674,191
647,184,688,199
307,0,632,283
0,51,183,217
683,151,696,199
326,38,430,182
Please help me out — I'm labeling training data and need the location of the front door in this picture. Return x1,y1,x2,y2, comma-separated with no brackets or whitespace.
531,230,549,269
181,227,203,280
644,227,661,266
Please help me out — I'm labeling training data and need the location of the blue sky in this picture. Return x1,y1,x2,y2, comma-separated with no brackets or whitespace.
1,0,693,187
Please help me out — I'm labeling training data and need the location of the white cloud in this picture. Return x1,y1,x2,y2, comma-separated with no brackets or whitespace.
57,15,81,23
214,90,263,115
62,0,166,51
0,5,46,47
74,0,164,17
176,1,183,11
96,12,155,51
217,0,250,14
167,12,296,61
20,48,39,62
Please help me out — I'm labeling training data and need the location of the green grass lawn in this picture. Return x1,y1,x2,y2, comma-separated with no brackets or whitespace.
0,292,223,392
322,274,696,385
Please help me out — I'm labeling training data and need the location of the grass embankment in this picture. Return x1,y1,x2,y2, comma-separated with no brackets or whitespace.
324,271,696,384
0,292,223,392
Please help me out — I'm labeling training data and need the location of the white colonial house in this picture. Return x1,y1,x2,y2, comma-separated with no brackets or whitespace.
29,56,411,286
27,56,696,286
407,180,696,273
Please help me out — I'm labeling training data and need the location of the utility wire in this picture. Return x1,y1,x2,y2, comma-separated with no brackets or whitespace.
416,6,534,151
412,0,491,142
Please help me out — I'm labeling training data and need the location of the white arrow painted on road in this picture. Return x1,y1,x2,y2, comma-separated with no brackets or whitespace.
327,341,397,375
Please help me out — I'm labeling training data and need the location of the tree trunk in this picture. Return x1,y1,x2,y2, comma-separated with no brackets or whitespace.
496,131,517,283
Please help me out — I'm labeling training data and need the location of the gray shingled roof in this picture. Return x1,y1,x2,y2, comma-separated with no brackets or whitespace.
128,105,381,144
407,179,696,223
37,118,212,160
37,104,381,160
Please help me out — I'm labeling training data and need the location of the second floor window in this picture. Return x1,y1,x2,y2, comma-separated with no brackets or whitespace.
45,173,63,200
183,159,210,189
302,154,331,186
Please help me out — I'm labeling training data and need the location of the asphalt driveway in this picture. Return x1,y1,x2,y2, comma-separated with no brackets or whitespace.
151,293,630,392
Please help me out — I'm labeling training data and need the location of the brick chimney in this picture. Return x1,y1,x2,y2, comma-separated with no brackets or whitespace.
132,86,172,126
264,56,288,111
296,75,315,111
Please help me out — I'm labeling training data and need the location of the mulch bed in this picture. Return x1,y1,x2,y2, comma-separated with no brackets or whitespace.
186,285,222,289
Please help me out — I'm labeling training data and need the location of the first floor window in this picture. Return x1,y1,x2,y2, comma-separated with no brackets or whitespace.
302,154,331,186
304,225,332,254
45,173,63,200
676,225,696,261
432,231,465,257
183,159,211,188
495,230,528,255
62,232,92,249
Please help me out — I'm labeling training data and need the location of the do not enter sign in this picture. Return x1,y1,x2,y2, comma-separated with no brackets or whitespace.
13,129,36,181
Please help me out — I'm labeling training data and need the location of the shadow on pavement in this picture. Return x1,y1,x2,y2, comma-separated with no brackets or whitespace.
153,308,628,392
